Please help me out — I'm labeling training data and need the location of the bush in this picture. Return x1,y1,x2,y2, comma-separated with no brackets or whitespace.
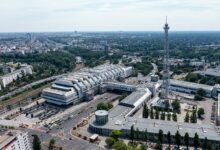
113,140,128,150
97,102,113,110
194,94,203,101
109,130,122,140
105,137,116,147
197,108,205,118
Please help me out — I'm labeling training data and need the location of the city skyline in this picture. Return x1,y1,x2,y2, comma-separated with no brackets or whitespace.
0,0,220,32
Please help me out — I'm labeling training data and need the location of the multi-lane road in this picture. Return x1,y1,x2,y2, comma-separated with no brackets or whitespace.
0,74,64,101
23,93,119,150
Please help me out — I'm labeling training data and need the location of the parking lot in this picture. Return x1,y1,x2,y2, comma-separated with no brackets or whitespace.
22,103,61,120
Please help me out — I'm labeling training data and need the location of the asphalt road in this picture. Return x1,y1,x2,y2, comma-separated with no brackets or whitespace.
0,74,65,101
48,93,119,140
25,93,118,150
24,128,103,150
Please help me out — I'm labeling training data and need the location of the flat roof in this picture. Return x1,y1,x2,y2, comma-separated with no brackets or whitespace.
170,79,213,91
91,116,220,141
120,90,148,107
109,105,133,118
197,68,220,77
0,132,17,149
218,94,220,116
43,87,76,97
95,110,108,116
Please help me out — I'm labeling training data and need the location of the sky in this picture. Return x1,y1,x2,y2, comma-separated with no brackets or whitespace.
0,0,220,32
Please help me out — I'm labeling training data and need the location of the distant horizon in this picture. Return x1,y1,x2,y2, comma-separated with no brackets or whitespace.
1,30,220,34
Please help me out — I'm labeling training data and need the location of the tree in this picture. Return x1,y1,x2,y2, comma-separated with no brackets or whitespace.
167,113,171,121
105,137,116,147
190,110,197,123
186,73,199,82
172,100,181,113
158,129,163,144
32,135,41,150
140,143,148,150
203,137,208,150
155,110,160,119
109,130,122,141
113,140,128,150
150,108,154,119
197,108,205,118
155,140,163,150
172,113,177,121
175,131,181,149
195,94,203,101
144,129,148,142
130,125,134,142
107,102,113,110
49,138,56,150
167,132,171,147
97,102,108,110
197,88,206,97
195,88,206,100
184,132,189,150
136,128,140,140
194,133,200,149
184,112,190,122
160,111,166,120
97,102,112,110
143,103,149,118
207,141,216,150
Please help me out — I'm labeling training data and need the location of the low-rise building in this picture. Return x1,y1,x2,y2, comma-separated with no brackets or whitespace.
196,68,220,78
0,64,32,88
217,94,220,125
169,79,214,97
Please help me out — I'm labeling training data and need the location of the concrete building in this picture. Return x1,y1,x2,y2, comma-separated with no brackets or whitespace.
42,64,133,106
75,56,83,64
0,64,14,74
0,131,31,150
169,79,219,98
0,65,33,88
95,110,108,125
109,88,152,118
106,82,136,92
217,94,220,125
90,89,220,146
90,115,220,146
196,68,220,78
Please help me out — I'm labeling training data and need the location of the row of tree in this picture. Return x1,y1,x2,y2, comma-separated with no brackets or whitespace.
106,130,148,150
184,108,205,123
32,135,64,150
143,103,178,121
129,126,217,150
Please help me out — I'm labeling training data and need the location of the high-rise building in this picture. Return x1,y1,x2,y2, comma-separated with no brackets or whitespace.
162,17,170,99
0,131,31,150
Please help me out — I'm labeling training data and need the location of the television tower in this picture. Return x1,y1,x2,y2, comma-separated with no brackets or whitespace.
162,17,170,99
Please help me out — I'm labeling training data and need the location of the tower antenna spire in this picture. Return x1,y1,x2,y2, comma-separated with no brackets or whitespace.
166,16,167,24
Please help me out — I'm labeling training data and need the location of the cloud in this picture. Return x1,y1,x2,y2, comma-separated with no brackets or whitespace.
0,0,219,32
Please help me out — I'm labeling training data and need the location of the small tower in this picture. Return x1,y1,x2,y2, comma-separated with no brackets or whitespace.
162,17,170,100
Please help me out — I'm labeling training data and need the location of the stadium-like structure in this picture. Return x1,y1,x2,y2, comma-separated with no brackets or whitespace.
41,64,133,105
